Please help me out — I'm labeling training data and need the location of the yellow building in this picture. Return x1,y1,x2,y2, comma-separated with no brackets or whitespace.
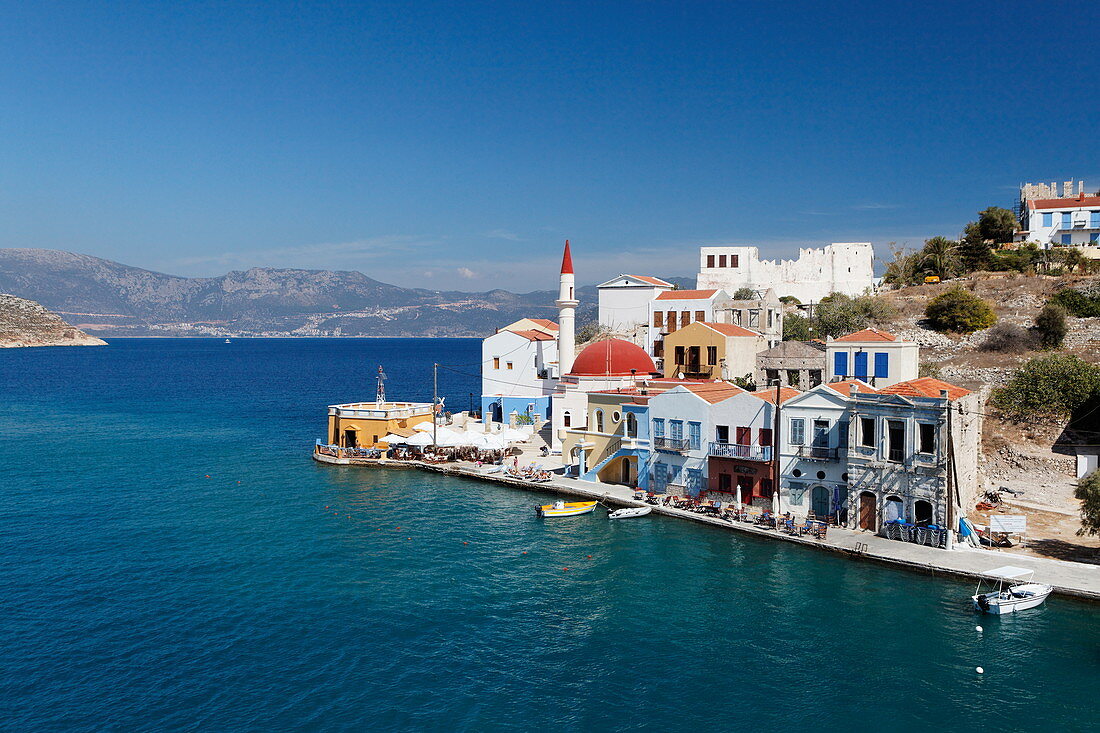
661,321,767,381
322,401,434,452
561,391,641,485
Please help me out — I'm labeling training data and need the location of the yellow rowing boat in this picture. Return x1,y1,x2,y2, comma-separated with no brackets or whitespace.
537,500,598,518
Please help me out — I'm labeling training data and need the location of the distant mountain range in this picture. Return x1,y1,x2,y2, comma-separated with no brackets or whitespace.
0,248,692,338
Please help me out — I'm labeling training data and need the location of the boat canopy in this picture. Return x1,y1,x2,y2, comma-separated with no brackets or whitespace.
983,566,1034,580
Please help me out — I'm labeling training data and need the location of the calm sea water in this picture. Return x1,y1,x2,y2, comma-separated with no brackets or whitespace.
1,338,1097,731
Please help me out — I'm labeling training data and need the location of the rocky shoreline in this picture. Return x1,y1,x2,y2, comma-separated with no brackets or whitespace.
0,293,106,348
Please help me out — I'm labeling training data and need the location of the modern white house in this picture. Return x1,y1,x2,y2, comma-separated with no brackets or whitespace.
777,380,877,519
480,320,559,422
646,288,731,358
597,274,674,336
825,328,918,388
1018,180,1100,251
843,378,983,540
696,243,875,304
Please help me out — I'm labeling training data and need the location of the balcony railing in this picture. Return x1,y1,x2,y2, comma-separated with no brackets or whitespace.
709,441,772,461
653,436,691,453
797,445,839,461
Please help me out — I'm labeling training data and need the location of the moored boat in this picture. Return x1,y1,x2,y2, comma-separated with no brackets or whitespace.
537,500,597,518
608,505,652,520
972,566,1053,614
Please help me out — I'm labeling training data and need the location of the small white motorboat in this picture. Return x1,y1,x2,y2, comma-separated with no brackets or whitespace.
224,338,232,343
537,500,597,518
608,505,652,520
972,566,1053,614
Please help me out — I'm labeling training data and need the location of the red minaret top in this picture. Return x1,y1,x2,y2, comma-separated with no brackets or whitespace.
560,239,574,275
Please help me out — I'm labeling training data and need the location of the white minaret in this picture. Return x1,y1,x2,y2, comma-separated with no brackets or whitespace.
555,239,578,375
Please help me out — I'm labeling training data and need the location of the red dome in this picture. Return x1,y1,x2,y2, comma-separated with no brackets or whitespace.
569,338,656,377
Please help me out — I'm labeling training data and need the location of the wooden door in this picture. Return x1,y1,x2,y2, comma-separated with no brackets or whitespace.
811,486,830,518
859,491,876,530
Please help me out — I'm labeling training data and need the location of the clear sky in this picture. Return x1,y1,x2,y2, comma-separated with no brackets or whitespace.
1,1,1096,290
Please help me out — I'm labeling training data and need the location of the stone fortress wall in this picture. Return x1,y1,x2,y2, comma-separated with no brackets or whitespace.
696,243,875,303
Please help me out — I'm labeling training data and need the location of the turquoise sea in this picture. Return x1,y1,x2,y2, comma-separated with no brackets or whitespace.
1,338,1097,731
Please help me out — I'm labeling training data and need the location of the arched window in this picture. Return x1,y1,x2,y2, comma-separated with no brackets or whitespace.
594,409,604,433
563,411,571,428
625,413,637,437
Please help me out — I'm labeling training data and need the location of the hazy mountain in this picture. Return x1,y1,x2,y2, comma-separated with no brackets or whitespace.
0,248,676,337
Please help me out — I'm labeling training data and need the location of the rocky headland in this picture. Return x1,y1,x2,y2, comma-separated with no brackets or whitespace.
0,293,107,348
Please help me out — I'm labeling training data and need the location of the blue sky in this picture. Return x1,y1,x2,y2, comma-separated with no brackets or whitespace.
1,1,1097,290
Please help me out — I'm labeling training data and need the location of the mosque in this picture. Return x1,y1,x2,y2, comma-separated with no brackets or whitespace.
480,240,660,453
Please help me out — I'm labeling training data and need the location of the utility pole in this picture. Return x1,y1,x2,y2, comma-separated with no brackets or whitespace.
944,393,955,550
433,362,439,449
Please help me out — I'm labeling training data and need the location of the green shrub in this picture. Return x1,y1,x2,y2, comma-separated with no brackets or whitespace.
979,322,1035,353
1075,470,1100,536
992,354,1100,419
731,287,758,300
1049,287,1100,318
924,287,997,333
814,293,897,338
783,313,812,341
1033,303,1068,349
779,295,801,305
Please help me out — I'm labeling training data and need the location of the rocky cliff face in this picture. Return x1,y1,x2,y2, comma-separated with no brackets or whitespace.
0,293,107,348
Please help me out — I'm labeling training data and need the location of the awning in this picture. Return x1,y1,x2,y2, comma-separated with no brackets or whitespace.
983,566,1034,580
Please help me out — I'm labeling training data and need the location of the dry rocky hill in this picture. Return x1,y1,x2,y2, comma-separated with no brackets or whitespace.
0,293,106,348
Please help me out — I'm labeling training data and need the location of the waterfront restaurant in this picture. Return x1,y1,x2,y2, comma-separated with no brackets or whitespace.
321,401,434,453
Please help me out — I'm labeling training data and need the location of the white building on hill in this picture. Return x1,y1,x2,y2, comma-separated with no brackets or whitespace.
597,274,674,335
696,243,875,303
1018,180,1100,250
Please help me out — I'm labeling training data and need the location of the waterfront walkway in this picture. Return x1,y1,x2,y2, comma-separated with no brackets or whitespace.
316,452,1100,602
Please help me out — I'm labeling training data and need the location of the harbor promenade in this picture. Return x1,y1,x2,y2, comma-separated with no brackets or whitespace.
316,450,1100,602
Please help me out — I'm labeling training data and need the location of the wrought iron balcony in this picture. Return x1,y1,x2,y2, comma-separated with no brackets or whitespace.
709,441,772,461
653,436,691,453
797,445,839,461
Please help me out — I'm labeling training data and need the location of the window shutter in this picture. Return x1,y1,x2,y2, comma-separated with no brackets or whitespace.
854,352,868,379
834,351,848,377
874,352,889,379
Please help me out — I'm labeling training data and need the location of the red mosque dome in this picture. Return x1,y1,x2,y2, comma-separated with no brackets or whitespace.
569,338,657,377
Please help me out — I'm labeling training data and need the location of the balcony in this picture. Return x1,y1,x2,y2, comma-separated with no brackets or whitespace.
653,436,691,453
709,441,772,461
797,445,839,461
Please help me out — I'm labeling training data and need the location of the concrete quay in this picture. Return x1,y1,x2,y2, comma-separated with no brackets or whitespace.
314,451,1100,602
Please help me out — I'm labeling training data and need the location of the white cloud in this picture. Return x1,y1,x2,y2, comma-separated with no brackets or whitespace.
457,267,477,279
486,229,522,241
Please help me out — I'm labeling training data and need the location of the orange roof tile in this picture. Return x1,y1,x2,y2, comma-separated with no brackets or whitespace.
679,382,746,404
879,378,970,400
527,319,559,330
1028,195,1100,210
752,386,802,404
825,379,879,396
699,321,762,338
630,275,674,287
655,289,718,301
510,330,555,342
834,328,897,343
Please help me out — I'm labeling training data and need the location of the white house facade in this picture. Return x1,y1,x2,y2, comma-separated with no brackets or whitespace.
696,243,875,304
825,328,918,388
647,288,731,358
480,325,558,422
597,274,674,335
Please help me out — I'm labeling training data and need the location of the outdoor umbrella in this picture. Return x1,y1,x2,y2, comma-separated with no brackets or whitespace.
772,491,780,516
405,432,434,447
412,421,435,432
735,486,742,509
380,433,408,444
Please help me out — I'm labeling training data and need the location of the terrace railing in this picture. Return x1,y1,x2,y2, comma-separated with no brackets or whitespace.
797,445,839,461
653,436,691,453
709,441,772,461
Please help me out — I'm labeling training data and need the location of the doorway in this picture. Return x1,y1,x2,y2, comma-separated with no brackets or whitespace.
914,500,934,526
344,428,358,448
811,486,830,518
491,402,503,423
620,458,633,486
884,496,904,523
858,491,876,531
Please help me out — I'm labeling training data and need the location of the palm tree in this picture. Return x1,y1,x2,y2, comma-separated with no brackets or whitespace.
920,236,962,279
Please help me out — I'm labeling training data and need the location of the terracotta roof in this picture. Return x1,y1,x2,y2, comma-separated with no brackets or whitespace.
752,386,802,404
699,321,762,338
825,379,879,396
569,338,657,377
655,289,718,301
630,275,673,287
834,328,897,343
527,319,559,330
679,382,746,404
1028,195,1100,210
879,378,971,400
511,330,555,342
560,240,573,275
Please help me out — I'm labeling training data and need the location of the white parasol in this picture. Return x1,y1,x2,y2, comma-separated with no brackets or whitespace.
380,433,408,444
405,432,434,447
412,421,435,432
735,485,743,509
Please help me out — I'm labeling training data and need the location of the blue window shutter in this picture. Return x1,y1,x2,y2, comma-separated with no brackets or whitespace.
1043,213,1052,227
1092,211,1100,228
1062,234,1072,245
1062,213,1072,228
854,351,868,379
874,352,889,379
834,351,848,377
1092,233,1099,244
